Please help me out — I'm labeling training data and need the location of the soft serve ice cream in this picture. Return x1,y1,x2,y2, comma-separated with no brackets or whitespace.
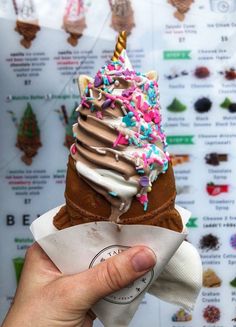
54,32,182,232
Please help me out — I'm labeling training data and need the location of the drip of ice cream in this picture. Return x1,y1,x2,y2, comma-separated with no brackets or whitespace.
71,47,169,223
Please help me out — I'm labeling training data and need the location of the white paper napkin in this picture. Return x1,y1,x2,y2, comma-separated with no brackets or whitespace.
30,205,202,327
149,240,202,311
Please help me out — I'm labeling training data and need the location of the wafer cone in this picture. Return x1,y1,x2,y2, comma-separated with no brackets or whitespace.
54,156,182,232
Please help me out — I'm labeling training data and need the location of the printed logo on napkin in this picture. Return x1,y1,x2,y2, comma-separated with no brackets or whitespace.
89,245,154,304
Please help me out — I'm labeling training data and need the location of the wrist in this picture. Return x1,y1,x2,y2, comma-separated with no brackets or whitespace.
2,302,35,327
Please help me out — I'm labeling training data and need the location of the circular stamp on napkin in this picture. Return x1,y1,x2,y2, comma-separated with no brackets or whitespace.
89,245,154,304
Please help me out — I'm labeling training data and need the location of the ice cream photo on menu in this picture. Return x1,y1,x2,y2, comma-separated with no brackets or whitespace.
168,0,194,21
63,0,87,46
8,103,42,165
12,0,40,48
108,0,135,35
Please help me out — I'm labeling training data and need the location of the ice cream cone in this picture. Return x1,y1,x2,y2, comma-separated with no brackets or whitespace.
168,0,194,21
53,32,182,232
14,0,40,48
16,103,41,165
63,0,87,46
109,0,135,35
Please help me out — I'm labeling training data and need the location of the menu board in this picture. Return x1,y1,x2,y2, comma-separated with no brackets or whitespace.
0,0,236,326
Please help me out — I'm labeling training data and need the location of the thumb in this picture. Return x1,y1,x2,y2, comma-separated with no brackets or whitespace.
68,246,156,308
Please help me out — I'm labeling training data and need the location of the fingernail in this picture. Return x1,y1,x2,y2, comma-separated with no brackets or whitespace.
131,248,156,272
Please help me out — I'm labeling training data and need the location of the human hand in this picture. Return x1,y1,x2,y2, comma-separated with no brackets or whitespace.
2,243,156,327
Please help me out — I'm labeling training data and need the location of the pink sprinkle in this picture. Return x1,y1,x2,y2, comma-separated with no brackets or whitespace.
105,94,116,100
143,113,152,122
147,158,155,165
144,83,149,91
137,194,148,205
135,76,141,82
136,95,142,109
81,97,90,108
113,132,128,147
154,112,160,124
154,158,164,166
119,135,129,145
116,95,132,101
107,64,114,71
150,133,158,143
142,153,147,167
96,111,103,120
119,56,125,63
71,144,77,155
141,102,149,112
107,75,113,83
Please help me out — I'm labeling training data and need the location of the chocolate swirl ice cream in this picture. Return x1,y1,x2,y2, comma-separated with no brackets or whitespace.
54,32,182,232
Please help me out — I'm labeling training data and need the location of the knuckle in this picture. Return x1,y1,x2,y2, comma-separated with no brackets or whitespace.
101,261,125,292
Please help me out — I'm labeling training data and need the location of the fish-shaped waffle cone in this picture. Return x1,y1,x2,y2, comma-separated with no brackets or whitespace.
54,156,183,232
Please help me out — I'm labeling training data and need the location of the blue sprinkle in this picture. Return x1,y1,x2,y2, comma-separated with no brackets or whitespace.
163,161,168,172
109,191,118,197
147,149,152,158
137,169,145,174
130,101,135,108
140,135,147,140
133,138,139,146
144,202,148,211
152,145,159,154
103,77,110,85
122,114,136,127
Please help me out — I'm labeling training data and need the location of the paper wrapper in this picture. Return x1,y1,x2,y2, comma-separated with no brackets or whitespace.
30,205,202,327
